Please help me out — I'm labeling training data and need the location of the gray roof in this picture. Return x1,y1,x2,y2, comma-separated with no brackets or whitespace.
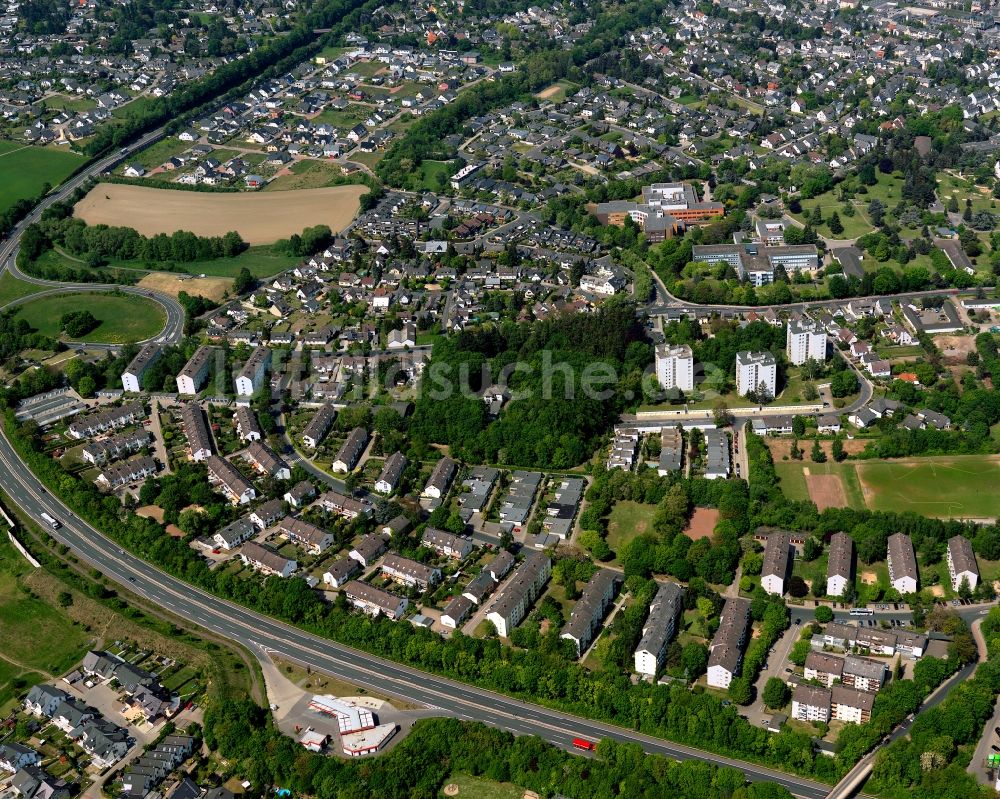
827,532,854,580
887,533,918,582
843,655,886,681
805,650,844,677
761,533,791,581
793,683,831,709
948,535,978,577
635,581,685,659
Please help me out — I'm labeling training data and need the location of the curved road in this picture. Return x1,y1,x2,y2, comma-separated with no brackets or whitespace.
0,425,832,799
1,127,185,347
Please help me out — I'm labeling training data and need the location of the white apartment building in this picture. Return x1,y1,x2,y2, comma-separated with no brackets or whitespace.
946,535,979,592
655,343,695,392
786,319,827,366
735,351,777,398
121,344,161,393
234,347,272,397
176,346,214,395
792,685,831,723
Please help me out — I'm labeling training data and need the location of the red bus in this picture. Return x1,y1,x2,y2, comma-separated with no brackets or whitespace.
572,738,596,752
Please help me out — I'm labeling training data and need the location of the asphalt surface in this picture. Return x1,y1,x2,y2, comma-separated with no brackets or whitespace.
0,425,833,799
0,128,186,348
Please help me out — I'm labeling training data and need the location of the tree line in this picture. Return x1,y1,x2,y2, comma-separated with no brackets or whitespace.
20,216,247,267
203,708,796,799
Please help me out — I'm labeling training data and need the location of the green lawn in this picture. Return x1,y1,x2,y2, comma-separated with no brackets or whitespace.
876,345,924,359
0,540,92,677
0,655,43,716
937,171,999,217
792,172,907,240
439,773,524,799
857,455,1000,519
180,246,300,278
116,136,187,172
0,141,84,217
14,292,166,343
263,159,351,191
606,500,658,559
416,160,452,192
44,94,97,113
33,243,298,281
314,105,369,130
0,272,44,308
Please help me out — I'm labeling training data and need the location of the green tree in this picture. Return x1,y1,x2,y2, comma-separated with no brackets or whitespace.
762,677,789,709
728,676,752,705
827,212,844,235
681,642,708,678
815,605,833,623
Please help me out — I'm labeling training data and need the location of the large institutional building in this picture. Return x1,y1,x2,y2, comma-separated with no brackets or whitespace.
691,243,819,287
592,182,724,241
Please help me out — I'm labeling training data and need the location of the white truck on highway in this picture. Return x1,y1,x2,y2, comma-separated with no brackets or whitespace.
39,512,60,529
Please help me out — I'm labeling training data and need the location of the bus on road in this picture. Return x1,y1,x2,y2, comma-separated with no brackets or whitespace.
572,738,596,752
849,607,874,616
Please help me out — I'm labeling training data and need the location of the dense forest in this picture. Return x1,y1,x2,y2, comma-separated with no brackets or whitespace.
409,297,650,468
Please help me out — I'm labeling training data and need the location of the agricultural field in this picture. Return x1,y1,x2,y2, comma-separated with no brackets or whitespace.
0,141,84,217
0,272,44,308
75,184,368,245
775,454,1000,519
13,292,166,344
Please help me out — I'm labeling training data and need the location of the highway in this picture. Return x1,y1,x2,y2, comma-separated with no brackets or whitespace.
0,424,834,799
0,127,186,347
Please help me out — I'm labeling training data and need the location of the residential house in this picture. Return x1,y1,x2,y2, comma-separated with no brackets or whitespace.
240,541,296,577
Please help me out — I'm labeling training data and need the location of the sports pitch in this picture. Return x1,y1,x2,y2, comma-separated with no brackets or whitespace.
774,454,1000,519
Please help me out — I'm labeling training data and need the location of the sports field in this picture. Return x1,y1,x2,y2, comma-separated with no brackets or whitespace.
774,454,1000,519
0,142,84,217
75,184,368,244
13,292,166,344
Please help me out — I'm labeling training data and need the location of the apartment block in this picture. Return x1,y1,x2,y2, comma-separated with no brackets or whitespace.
735,351,777,398
633,582,685,676
234,347,272,397
707,597,751,689
486,552,551,637
120,344,161,393
786,319,827,366
887,533,918,594
826,533,854,598
655,343,695,392
176,346,215,395
761,533,791,595
946,535,979,592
